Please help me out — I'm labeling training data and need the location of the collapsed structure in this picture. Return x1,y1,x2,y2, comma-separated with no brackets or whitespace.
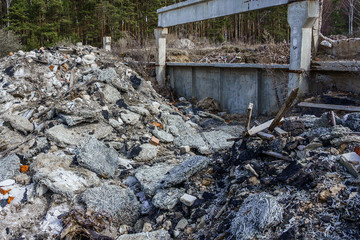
0,45,360,239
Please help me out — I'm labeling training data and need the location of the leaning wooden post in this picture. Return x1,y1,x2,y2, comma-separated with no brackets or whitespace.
268,87,299,132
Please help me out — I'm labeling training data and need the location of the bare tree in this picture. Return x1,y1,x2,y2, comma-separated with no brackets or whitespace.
341,0,360,35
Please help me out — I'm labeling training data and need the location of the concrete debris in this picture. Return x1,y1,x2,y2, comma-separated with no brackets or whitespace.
81,183,140,227
77,137,120,178
152,188,184,210
135,163,174,196
1,45,359,240
0,154,20,181
116,229,171,240
161,156,210,187
3,114,34,135
180,193,197,207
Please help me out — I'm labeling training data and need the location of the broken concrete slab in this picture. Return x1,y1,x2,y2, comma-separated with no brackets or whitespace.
152,128,174,143
46,124,83,147
135,163,174,196
58,113,98,127
161,155,210,187
103,84,122,103
31,153,73,171
33,167,100,197
152,188,184,210
0,154,20,181
3,114,33,135
116,229,171,240
174,134,210,154
81,183,140,227
134,144,158,162
77,137,120,178
120,110,140,125
202,130,233,151
128,105,150,116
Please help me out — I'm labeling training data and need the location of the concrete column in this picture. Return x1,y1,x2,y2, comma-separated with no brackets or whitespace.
154,28,168,86
103,37,111,51
288,1,319,95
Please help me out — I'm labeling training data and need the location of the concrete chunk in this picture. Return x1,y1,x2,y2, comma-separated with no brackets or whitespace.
180,193,197,206
0,154,20,181
161,155,210,187
82,183,140,227
3,114,34,135
77,137,119,178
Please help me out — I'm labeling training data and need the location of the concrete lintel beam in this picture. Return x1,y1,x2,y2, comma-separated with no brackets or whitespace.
157,0,292,28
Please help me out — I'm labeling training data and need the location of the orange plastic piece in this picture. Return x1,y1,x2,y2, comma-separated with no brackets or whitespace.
152,122,163,129
9,52,13,56
0,187,11,195
20,165,29,173
355,147,360,156
49,65,54,71
7,196,14,204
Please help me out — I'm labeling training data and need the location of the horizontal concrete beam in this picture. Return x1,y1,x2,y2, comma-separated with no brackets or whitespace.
311,61,360,72
158,0,292,27
167,62,289,69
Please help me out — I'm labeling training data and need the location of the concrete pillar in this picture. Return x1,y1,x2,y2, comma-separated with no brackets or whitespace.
288,1,319,95
103,37,111,51
154,28,168,86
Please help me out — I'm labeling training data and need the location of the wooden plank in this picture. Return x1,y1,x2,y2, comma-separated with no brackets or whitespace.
330,111,336,126
246,119,274,136
257,132,275,140
268,88,299,131
245,103,253,130
298,102,360,112
274,127,288,137
263,151,292,161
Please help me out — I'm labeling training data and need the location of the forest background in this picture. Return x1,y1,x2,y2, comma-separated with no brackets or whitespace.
0,0,359,54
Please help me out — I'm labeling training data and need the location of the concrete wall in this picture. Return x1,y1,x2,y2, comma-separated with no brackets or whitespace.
167,63,289,115
167,61,360,116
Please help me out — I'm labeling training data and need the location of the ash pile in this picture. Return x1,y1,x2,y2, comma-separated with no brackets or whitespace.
0,46,245,239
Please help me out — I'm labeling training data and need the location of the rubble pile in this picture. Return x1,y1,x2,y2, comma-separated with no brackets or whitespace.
0,46,243,239
1,46,360,240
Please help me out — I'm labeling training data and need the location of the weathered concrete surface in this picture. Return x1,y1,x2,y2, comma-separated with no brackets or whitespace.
77,137,119,178
116,229,171,240
157,0,291,27
155,28,168,86
168,63,288,115
0,154,20,181
81,183,140,226
287,0,319,95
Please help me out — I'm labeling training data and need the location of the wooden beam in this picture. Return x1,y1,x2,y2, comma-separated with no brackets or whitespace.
246,119,274,136
274,127,288,137
245,103,253,130
263,151,292,161
268,88,299,131
330,111,336,126
257,132,275,140
298,102,360,112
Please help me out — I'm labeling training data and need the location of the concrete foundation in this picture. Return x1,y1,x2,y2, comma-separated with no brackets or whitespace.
168,63,289,115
